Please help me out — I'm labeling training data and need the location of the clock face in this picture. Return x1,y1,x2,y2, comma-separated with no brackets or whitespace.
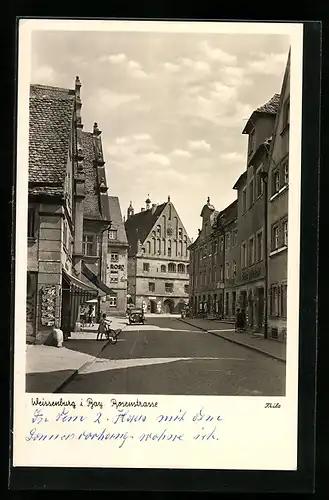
167,227,173,236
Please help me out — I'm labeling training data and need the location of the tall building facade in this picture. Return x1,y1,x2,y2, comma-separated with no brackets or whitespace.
267,51,290,341
188,50,290,342
125,196,191,314
104,196,129,316
27,78,111,344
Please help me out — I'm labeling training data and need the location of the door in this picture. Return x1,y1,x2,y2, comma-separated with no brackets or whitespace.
257,287,264,330
164,299,174,314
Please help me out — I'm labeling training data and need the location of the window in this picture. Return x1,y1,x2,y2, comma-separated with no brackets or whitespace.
108,296,117,307
168,241,172,257
168,263,176,273
153,238,156,254
187,265,190,274
83,235,95,256
281,283,288,317
232,261,237,278
232,230,237,247
232,291,236,316
160,265,166,273
179,241,183,256
149,282,155,292
272,169,280,194
143,263,150,272
220,236,224,251
165,283,173,293
219,266,223,281
214,240,218,254
184,284,189,294
146,241,151,254
249,178,254,206
283,160,289,185
272,224,279,250
63,221,68,250
28,208,35,238
178,263,185,273
225,232,230,250
226,262,230,279
156,225,161,236
110,275,119,283
203,245,207,258
157,239,161,254
162,238,166,255
249,129,256,155
256,230,263,262
111,253,118,262
241,242,247,269
242,188,247,213
283,98,290,129
108,230,117,240
256,168,264,197
283,220,288,246
270,285,279,316
248,237,255,266
178,228,183,239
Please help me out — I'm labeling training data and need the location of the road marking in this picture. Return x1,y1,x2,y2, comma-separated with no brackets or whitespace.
79,356,246,374
125,325,200,332
209,329,236,332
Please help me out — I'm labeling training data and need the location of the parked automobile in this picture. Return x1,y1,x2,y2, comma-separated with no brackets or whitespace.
128,307,145,325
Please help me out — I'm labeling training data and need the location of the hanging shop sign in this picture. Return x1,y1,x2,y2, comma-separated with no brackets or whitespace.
110,264,124,271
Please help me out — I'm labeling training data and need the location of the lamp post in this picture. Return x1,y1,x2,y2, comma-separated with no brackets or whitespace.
259,171,268,339
97,221,112,322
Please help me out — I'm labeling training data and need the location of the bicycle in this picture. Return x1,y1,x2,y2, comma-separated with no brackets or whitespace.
105,327,122,345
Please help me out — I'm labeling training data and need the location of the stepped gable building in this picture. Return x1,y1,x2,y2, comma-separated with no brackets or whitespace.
266,50,290,341
104,196,129,316
233,92,280,333
27,77,111,344
188,197,238,319
125,195,191,314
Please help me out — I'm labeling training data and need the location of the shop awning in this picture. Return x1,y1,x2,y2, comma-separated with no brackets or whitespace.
62,269,98,304
81,262,114,296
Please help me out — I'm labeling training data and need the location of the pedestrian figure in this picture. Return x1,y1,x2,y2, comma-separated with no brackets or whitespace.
88,305,95,327
235,308,243,332
97,313,111,340
241,308,246,331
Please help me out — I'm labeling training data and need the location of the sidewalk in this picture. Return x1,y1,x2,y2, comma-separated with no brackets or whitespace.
179,317,286,362
26,316,128,393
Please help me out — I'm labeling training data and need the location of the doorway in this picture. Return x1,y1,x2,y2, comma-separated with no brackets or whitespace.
256,287,264,330
149,300,157,313
163,299,174,314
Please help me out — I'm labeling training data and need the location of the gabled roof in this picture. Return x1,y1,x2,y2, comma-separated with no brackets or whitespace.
125,202,167,255
29,84,75,195
108,196,128,246
242,93,280,134
218,199,238,224
233,170,247,190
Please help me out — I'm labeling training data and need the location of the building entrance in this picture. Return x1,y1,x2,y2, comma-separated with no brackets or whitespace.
164,299,174,314
149,300,157,313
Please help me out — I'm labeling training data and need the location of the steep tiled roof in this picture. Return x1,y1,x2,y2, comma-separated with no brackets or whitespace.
233,170,247,190
125,203,167,255
108,196,128,245
242,93,280,134
29,84,75,195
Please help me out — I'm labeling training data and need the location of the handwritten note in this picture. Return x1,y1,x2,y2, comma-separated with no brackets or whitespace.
26,397,223,449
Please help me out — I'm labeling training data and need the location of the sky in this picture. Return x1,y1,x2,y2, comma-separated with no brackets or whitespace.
31,28,290,240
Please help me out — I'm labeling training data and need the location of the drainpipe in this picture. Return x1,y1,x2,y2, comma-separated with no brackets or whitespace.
260,171,269,339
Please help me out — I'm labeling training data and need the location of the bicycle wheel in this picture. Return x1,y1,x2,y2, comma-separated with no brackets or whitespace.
109,330,117,344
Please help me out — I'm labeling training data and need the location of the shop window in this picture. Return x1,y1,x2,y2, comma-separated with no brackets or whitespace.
165,283,173,293
108,296,117,307
143,263,150,272
149,282,155,292
28,207,35,238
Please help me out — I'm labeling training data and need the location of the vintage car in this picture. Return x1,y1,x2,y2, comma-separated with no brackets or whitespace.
128,307,145,325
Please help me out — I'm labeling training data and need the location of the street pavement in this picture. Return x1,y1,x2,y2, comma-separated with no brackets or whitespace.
58,317,286,396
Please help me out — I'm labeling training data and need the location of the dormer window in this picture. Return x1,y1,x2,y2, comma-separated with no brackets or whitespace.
249,129,256,156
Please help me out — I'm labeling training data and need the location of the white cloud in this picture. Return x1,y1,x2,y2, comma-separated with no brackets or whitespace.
210,81,237,102
221,66,252,87
32,65,57,84
181,57,211,73
95,88,140,109
163,62,181,72
133,133,152,141
171,149,192,158
143,152,170,166
188,140,211,152
220,152,244,162
200,41,237,65
99,53,127,64
247,52,287,75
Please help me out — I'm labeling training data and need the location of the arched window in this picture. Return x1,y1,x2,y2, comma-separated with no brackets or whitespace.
162,238,166,255
180,241,183,256
187,265,190,273
168,262,176,273
184,241,188,256
174,240,178,256
168,239,172,257
157,238,161,253
152,238,156,254
174,217,178,237
178,263,185,273
162,215,166,234
156,225,161,237
161,265,166,273
146,241,151,254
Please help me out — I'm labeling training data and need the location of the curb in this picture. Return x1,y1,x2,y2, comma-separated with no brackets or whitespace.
179,318,286,363
53,325,127,393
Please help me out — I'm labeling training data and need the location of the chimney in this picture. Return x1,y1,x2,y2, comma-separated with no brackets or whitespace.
127,201,134,219
75,76,83,129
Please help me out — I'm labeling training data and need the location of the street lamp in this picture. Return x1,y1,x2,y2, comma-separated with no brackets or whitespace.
259,171,268,339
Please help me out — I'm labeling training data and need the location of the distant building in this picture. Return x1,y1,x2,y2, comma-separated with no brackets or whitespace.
267,51,290,341
125,196,191,314
27,78,111,343
233,93,280,332
104,196,129,316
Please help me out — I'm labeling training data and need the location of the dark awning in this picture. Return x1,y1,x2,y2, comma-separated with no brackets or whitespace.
62,269,98,304
81,262,114,296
